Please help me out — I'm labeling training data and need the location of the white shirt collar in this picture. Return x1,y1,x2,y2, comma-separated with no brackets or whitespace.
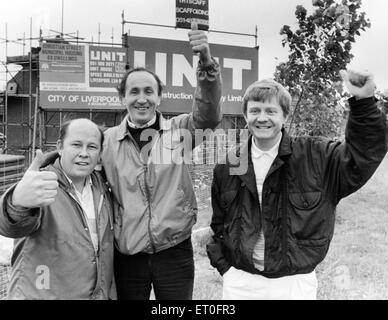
127,114,157,129
64,173,92,195
251,134,282,159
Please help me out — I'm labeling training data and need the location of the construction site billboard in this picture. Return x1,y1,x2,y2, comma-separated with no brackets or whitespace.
39,42,127,110
128,36,258,115
39,37,258,114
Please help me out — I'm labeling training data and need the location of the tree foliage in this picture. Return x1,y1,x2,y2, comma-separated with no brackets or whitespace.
274,0,370,137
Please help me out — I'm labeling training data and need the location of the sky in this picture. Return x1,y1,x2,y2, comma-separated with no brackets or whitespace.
0,0,387,91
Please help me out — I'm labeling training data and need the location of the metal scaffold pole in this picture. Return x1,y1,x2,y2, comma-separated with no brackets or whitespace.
4,23,8,153
28,17,32,163
61,0,64,36
32,87,39,158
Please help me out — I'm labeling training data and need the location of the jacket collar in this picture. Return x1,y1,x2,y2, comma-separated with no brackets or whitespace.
50,158,107,226
127,114,157,129
277,129,292,157
229,128,292,197
229,128,292,167
50,158,74,191
116,110,170,141
50,158,103,196
251,135,281,160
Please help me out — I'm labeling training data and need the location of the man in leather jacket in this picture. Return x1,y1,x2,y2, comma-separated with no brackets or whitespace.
207,70,386,299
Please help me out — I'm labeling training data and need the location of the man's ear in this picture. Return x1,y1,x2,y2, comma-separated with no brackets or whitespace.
56,139,63,156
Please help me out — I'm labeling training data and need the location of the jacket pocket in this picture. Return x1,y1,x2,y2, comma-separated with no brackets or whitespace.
167,186,197,243
288,191,325,240
220,190,240,230
289,191,321,210
177,186,197,216
291,237,329,272
220,190,238,210
218,189,242,266
296,237,328,247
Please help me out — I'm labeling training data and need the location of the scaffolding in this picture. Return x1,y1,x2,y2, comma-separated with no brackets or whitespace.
1,26,129,164
1,13,256,167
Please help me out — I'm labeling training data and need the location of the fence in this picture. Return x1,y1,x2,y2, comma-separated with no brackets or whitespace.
0,154,25,299
0,264,11,299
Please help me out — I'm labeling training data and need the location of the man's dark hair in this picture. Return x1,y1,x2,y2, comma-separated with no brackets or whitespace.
59,119,104,149
117,67,164,98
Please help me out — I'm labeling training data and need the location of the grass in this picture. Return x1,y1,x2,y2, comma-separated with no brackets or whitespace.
2,156,388,300
192,155,388,300
315,156,388,299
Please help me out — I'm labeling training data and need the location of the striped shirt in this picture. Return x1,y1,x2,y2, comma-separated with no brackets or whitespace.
251,135,281,271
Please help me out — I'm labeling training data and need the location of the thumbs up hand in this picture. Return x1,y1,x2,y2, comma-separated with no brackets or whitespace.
12,150,59,208
188,19,212,66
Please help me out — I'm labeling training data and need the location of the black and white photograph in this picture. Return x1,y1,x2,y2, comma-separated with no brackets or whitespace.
0,0,388,306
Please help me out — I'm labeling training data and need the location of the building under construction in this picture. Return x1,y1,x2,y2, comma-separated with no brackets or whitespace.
0,20,259,166
2,42,126,159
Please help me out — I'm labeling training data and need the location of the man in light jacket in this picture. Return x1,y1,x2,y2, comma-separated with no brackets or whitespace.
102,22,222,300
0,119,115,299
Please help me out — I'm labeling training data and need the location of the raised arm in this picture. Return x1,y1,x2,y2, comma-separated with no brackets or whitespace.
187,22,222,130
322,70,386,203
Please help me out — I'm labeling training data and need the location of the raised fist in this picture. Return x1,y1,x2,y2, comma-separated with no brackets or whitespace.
340,69,375,99
188,20,212,66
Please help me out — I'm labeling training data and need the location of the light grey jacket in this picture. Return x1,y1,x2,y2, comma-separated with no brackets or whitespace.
0,158,115,300
102,60,222,254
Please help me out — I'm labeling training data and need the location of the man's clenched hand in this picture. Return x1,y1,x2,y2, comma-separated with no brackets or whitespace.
340,69,376,100
188,20,212,67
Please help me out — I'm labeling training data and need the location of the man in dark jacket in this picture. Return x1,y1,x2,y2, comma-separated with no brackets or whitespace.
206,70,386,299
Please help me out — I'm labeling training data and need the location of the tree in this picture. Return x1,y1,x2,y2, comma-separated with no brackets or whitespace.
274,0,371,138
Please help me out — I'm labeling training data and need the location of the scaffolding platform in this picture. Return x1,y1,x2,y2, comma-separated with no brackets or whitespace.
0,154,25,195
